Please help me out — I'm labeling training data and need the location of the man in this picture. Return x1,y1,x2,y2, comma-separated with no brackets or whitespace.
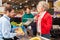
22,7,37,36
0,7,20,40
34,1,52,39
22,7,34,23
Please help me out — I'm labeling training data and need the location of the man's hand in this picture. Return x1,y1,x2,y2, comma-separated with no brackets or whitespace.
34,16,37,20
15,31,25,36
34,16,38,22
15,28,25,36
16,32,21,36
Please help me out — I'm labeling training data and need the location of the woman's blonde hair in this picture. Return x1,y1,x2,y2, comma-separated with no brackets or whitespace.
37,1,49,11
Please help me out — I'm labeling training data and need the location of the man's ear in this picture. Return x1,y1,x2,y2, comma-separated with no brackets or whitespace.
6,11,9,14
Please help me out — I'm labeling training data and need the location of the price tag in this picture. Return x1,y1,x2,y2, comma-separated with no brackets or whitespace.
0,7,5,14
0,0,2,6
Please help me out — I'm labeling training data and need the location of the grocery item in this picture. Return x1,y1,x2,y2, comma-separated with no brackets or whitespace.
29,37,41,40
11,21,17,26
15,27,25,35
18,22,23,26
30,36,50,40
54,0,60,12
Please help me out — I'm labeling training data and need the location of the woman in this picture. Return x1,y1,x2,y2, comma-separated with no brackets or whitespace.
34,1,52,39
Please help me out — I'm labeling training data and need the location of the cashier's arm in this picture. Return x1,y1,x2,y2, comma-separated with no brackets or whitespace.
2,21,17,38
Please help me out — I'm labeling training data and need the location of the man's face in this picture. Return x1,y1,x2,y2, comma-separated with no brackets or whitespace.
26,8,31,14
9,9,16,18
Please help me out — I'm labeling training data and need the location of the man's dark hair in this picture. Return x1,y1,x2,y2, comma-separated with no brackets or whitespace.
5,6,14,13
24,6,31,11
7,2,11,5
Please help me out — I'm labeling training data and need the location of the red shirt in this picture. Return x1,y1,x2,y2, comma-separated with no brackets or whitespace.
36,12,52,34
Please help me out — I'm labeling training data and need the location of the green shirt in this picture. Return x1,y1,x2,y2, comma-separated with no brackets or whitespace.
22,12,34,23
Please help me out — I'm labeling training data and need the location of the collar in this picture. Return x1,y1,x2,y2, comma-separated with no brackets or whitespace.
39,11,46,15
39,11,46,19
3,14,10,21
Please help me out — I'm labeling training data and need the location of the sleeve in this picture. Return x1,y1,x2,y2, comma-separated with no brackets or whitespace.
31,14,34,18
22,15,27,22
2,21,17,38
22,16,25,22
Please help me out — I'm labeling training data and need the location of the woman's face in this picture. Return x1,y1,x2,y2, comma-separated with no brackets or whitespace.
26,8,31,14
37,4,44,13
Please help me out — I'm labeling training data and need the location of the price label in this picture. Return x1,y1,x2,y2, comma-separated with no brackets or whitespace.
0,0,2,6
0,7,5,14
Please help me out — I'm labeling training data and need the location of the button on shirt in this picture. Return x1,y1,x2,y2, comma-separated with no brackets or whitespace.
0,14,16,39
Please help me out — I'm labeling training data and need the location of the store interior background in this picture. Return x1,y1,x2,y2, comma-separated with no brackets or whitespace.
2,0,54,22
0,0,60,39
